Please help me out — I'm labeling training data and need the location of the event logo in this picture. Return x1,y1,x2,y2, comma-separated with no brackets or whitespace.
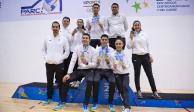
83,0,101,13
126,0,149,13
21,0,62,16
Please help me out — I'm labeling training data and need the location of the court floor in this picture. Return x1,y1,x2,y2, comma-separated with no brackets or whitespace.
0,83,193,112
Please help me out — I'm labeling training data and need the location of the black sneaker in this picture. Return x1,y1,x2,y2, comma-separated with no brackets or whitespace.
136,90,143,99
152,91,162,99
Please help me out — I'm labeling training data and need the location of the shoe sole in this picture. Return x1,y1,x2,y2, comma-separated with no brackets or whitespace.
152,95,162,100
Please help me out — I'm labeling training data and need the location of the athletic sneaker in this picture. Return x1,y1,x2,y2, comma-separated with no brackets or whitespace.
83,104,89,112
52,102,65,111
74,81,81,88
152,91,162,99
91,103,97,111
42,99,52,106
136,90,143,99
108,104,115,112
122,108,131,112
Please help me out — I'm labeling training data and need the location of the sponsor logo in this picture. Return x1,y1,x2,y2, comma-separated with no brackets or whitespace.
82,0,101,12
21,0,62,16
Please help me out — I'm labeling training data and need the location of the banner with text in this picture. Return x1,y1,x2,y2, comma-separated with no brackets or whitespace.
0,0,194,21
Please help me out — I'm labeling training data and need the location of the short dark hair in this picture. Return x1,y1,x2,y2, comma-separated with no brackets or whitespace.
62,16,70,22
77,18,84,22
101,34,109,39
116,36,124,42
111,3,119,7
82,33,91,39
52,21,60,28
92,3,100,8
115,36,125,49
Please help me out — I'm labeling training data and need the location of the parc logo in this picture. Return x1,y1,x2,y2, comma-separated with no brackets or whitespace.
21,0,62,16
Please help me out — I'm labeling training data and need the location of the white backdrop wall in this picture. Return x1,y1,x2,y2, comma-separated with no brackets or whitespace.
0,15,194,91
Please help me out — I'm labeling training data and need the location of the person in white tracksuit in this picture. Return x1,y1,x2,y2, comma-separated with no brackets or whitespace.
42,21,70,111
112,37,131,112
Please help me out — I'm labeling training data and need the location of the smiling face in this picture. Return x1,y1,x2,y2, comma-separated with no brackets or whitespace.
92,4,100,16
77,19,84,28
62,18,70,28
115,39,124,52
82,34,90,46
111,4,119,15
133,21,141,32
100,36,109,48
52,22,60,36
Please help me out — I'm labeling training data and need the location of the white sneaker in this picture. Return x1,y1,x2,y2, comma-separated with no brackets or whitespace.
70,81,76,87
41,99,52,106
74,81,80,88
122,108,131,112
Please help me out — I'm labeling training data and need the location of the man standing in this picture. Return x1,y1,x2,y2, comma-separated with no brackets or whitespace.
61,17,79,87
106,3,128,49
61,16,72,53
42,21,70,111
61,17,73,74
86,3,105,48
